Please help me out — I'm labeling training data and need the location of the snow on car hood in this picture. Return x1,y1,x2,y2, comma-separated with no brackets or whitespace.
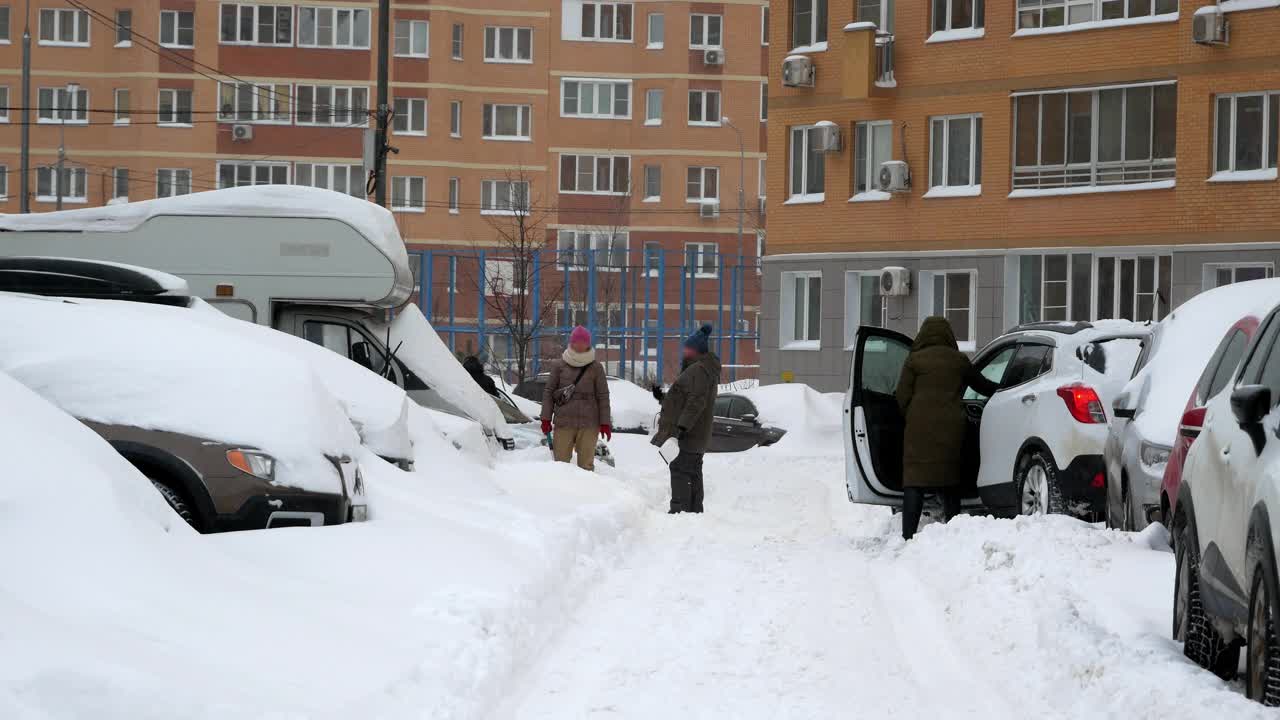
0,294,359,494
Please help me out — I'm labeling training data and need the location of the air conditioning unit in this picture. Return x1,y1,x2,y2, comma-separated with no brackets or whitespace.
231,124,254,142
703,48,726,65
813,121,843,152
878,160,910,192
1192,7,1228,45
699,201,720,219
782,55,815,88
879,266,911,297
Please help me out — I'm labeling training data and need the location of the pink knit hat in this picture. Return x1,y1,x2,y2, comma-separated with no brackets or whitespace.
569,325,592,346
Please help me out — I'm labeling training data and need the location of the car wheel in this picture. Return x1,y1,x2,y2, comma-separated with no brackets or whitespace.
1247,555,1280,705
1122,481,1136,532
151,479,200,531
1179,516,1240,679
1015,451,1065,516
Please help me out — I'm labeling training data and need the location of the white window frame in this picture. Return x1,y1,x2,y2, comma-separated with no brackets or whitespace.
688,13,723,49
393,97,427,135
646,12,663,48
393,18,429,57
159,10,195,49
685,241,719,278
788,124,825,201
932,0,984,35
111,167,129,201
843,270,886,348
218,81,291,123
219,4,294,46
36,87,87,124
36,166,87,203
113,88,130,125
295,85,369,126
480,179,530,215
643,164,661,201
790,0,827,51
921,269,978,351
0,87,9,123
38,8,89,46
760,82,768,123
857,0,894,33
758,157,767,209
448,176,460,213
482,103,532,141
560,78,632,120
645,88,663,126
685,166,719,202
483,25,532,62
579,1,634,42
298,6,371,49
780,270,822,349
927,113,982,193
295,163,363,197
114,9,132,46
0,166,8,201
391,176,426,212
1204,262,1276,290
1212,91,1280,180
853,119,893,198
0,7,12,44
451,22,464,59
1091,253,1171,322
216,161,290,188
156,168,192,197
1016,0,1178,33
557,229,629,271
450,100,462,137
157,88,193,127
559,153,631,195
761,5,770,45
687,89,721,127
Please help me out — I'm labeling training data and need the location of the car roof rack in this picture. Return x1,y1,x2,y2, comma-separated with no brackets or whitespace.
0,256,193,307
1005,320,1094,336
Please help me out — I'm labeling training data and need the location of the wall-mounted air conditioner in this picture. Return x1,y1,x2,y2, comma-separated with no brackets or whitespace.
782,55,815,88
879,266,911,296
1192,6,1228,45
703,48,726,65
878,160,910,192
232,124,254,141
699,201,720,219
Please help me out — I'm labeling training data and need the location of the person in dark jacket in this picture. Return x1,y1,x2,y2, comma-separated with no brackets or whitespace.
651,324,721,513
540,326,612,471
462,354,499,397
896,316,1000,540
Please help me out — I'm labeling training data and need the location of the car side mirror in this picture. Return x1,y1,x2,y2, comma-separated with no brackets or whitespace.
741,413,759,425
1179,407,1207,439
1231,384,1271,427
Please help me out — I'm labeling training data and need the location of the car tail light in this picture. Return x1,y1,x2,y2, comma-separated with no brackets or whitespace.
1179,407,1207,439
1056,383,1107,424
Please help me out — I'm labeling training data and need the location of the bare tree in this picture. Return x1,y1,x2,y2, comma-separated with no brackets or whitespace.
561,183,635,378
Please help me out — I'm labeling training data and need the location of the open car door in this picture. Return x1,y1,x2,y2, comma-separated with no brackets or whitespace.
844,326,913,506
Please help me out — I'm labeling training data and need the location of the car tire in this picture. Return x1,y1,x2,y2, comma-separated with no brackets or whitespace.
1121,481,1136,532
1247,554,1280,704
1014,450,1065,516
1178,516,1240,679
150,478,200,531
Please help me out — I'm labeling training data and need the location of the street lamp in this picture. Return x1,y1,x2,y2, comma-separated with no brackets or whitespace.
55,81,79,210
721,115,746,379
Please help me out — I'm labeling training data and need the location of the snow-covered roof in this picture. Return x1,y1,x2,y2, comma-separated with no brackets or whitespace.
0,186,409,272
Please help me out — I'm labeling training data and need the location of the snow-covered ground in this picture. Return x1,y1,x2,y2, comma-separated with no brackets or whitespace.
1,378,1270,718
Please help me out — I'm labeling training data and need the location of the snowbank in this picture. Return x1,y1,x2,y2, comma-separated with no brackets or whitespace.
608,377,659,431
739,383,844,453
0,294,359,492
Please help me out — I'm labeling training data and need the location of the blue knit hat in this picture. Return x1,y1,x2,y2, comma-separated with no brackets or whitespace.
683,324,713,354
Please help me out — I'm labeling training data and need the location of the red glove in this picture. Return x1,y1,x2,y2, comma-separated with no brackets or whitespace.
541,419,552,434
600,424,612,441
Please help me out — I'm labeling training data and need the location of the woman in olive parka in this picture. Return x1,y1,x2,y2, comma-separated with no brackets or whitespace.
895,316,1000,540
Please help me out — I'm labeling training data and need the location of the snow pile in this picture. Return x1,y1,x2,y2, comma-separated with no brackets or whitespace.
1126,279,1280,444
739,383,844,453
0,294,359,492
608,377,659,431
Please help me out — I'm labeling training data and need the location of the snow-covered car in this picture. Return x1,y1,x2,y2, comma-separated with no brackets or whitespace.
845,321,1144,519
1173,298,1280,703
1106,280,1280,531
708,393,787,453
0,292,368,532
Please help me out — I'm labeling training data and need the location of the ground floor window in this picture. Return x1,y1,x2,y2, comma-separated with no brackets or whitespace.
1018,253,1092,323
843,271,885,348
922,270,976,350
1206,263,1274,289
1095,254,1171,322
1017,252,1169,322
780,270,822,348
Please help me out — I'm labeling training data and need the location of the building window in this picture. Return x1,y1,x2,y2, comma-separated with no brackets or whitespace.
218,82,291,122
781,271,822,347
686,166,719,201
929,114,982,190
0,87,8,123
156,168,193,197
689,13,722,48
393,97,427,134
1214,92,1279,178
581,1,633,41
295,163,363,196
758,157,767,204
450,100,461,137
643,164,661,200
217,162,289,188
37,87,87,124
157,88,193,126
159,10,194,48
560,154,630,194
1209,264,1275,288
114,88,130,124
1094,255,1171,321
762,6,770,45
558,229,628,270
112,168,129,201
448,177,460,213
0,166,8,200
299,7,370,48
854,120,892,195
932,0,982,34
685,242,718,278
929,271,976,349
1017,0,1177,30
647,12,663,47
484,26,532,62
115,9,131,44
481,179,529,214
220,4,293,45
645,88,663,125
451,23,463,58
391,176,425,212
687,89,721,126
296,85,369,126
36,166,87,202
644,241,663,276
791,0,827,49
1018,253,1093,323
393,19,428,56
1012,82,1177,191
482,103,532,140
856,0,893,33
561,79,631,119
760,83,768,122
843,272,885,347
38,8,89,45
789,125,826,199
0,6,11,42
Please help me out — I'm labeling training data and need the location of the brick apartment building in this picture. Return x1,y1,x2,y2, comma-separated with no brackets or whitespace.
0,0,768,380
763,0,1280,391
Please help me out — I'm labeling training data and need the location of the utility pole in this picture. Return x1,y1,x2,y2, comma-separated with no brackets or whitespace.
19,0,31,213
372,0,390,206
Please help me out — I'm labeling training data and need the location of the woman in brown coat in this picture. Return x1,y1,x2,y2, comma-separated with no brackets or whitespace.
895,316,999,540
540,325,612,471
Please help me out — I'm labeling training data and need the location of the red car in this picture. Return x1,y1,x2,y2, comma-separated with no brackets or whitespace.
1159,314,1260,525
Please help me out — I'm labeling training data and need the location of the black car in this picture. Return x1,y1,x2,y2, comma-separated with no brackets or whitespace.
708,393,786,453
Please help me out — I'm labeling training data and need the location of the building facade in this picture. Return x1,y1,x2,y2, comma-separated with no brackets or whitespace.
764,0,1280,391
0,0,768,380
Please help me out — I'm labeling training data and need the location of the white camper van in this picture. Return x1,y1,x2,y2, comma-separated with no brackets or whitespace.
0,186,514,450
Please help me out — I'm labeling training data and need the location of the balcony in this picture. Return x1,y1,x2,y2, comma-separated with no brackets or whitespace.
841,23,895,100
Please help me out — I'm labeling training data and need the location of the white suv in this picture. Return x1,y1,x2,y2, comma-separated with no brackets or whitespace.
1174,300,1280,704
844,321,1144,519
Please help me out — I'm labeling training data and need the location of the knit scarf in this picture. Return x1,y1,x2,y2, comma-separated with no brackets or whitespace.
562,346,596,368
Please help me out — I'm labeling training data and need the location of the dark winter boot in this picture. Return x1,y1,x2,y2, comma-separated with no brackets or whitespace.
902,488,925,540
